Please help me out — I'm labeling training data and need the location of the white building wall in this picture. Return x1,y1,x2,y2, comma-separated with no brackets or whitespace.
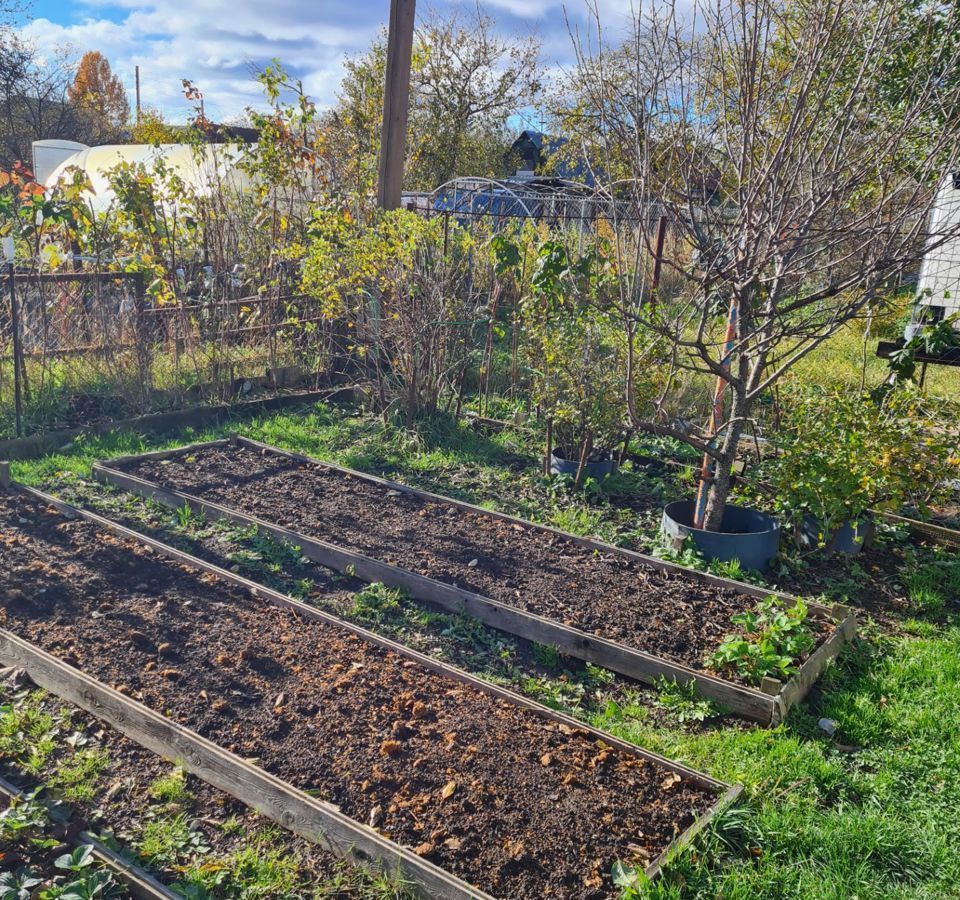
917,173,960,318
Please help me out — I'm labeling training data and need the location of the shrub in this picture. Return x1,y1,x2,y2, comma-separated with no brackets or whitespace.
761,386,960,548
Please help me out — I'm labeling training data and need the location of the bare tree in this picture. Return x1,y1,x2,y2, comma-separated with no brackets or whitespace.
0,41,89,170
571,0,960,530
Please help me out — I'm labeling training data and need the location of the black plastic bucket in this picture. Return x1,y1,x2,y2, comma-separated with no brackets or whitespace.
661,499,781,571
550,450,616,480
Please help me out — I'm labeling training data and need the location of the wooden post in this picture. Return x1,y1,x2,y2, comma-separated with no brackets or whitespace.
0,462,9,489
377,0,416,210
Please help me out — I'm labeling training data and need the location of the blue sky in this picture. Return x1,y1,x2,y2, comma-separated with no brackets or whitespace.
18,0,637,123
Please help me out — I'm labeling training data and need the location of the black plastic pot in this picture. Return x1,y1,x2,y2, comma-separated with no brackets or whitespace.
550,449,616,481
661,500,781,571
797,515,872,555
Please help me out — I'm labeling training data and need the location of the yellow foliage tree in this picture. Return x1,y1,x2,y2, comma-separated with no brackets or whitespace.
67,51,129,141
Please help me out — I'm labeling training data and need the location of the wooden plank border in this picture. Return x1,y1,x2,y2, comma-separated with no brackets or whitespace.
0,772,179,900
878,511,960,550
4,484,741,892
92,439,855,724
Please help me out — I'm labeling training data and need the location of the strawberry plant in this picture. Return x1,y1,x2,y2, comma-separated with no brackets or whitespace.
710,598,815,684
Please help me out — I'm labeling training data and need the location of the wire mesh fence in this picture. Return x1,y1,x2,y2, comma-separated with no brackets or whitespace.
0,267,343,438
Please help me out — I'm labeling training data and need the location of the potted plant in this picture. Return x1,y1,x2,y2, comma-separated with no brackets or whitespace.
518,237,627,488
761,386,960,554
562,0,960,569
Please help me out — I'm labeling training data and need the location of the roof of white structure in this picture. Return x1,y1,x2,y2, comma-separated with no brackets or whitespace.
44,143,251,213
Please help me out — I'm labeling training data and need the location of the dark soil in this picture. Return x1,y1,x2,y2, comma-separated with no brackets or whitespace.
0,674,353,896
118,445,831,680
0,491,718,900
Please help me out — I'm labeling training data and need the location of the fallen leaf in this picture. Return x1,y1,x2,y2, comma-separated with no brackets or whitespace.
661,773,681,791
440,780,457,800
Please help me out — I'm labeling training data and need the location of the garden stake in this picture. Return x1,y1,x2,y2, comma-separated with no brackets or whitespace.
7,263,23,438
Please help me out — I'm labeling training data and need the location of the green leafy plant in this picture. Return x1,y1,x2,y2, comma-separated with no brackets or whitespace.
654,677,728,724
0,869,43,900
348,583,405,625
710,598,815,684
761,385,960,549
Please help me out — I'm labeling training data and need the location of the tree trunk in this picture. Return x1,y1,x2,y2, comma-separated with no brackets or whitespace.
701,411,748,532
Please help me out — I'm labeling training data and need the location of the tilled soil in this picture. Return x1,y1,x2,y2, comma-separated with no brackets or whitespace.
0,492,718,899
118,445,828,679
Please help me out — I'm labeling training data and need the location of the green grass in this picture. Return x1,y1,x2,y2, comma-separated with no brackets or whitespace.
48,747,110,803
147,765,193,806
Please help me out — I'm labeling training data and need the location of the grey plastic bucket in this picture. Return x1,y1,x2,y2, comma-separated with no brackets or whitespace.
661,500,781,571
550,450,616,481
797,515,871,555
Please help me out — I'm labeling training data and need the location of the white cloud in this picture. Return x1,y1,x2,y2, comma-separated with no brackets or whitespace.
17,0,635,123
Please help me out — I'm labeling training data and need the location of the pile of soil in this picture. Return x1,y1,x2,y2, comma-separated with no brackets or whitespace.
117,445,830,679
0,491,718,899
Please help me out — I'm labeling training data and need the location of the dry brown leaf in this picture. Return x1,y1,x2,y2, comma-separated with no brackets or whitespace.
440,780,457,800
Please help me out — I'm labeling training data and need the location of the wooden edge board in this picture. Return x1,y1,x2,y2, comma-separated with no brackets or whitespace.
0,773,179,900
878,511,960,549
88,464,780,723
18,481,731,790
5,487,739,887
644,784,742,880
0,629,495,900
773,610,858,721
0,387,360,462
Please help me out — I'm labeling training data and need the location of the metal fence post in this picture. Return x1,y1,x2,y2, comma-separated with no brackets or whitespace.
7,263,23,437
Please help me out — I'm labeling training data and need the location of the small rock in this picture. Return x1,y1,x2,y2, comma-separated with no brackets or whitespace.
368,805,382,828
467,558,479,568
818,718,837,736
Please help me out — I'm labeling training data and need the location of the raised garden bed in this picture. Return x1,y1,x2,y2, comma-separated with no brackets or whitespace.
94,437,856,724
0,485,739,899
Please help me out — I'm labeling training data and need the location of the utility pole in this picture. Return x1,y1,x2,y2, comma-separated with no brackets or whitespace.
135,65,141,126
377,0,416,210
